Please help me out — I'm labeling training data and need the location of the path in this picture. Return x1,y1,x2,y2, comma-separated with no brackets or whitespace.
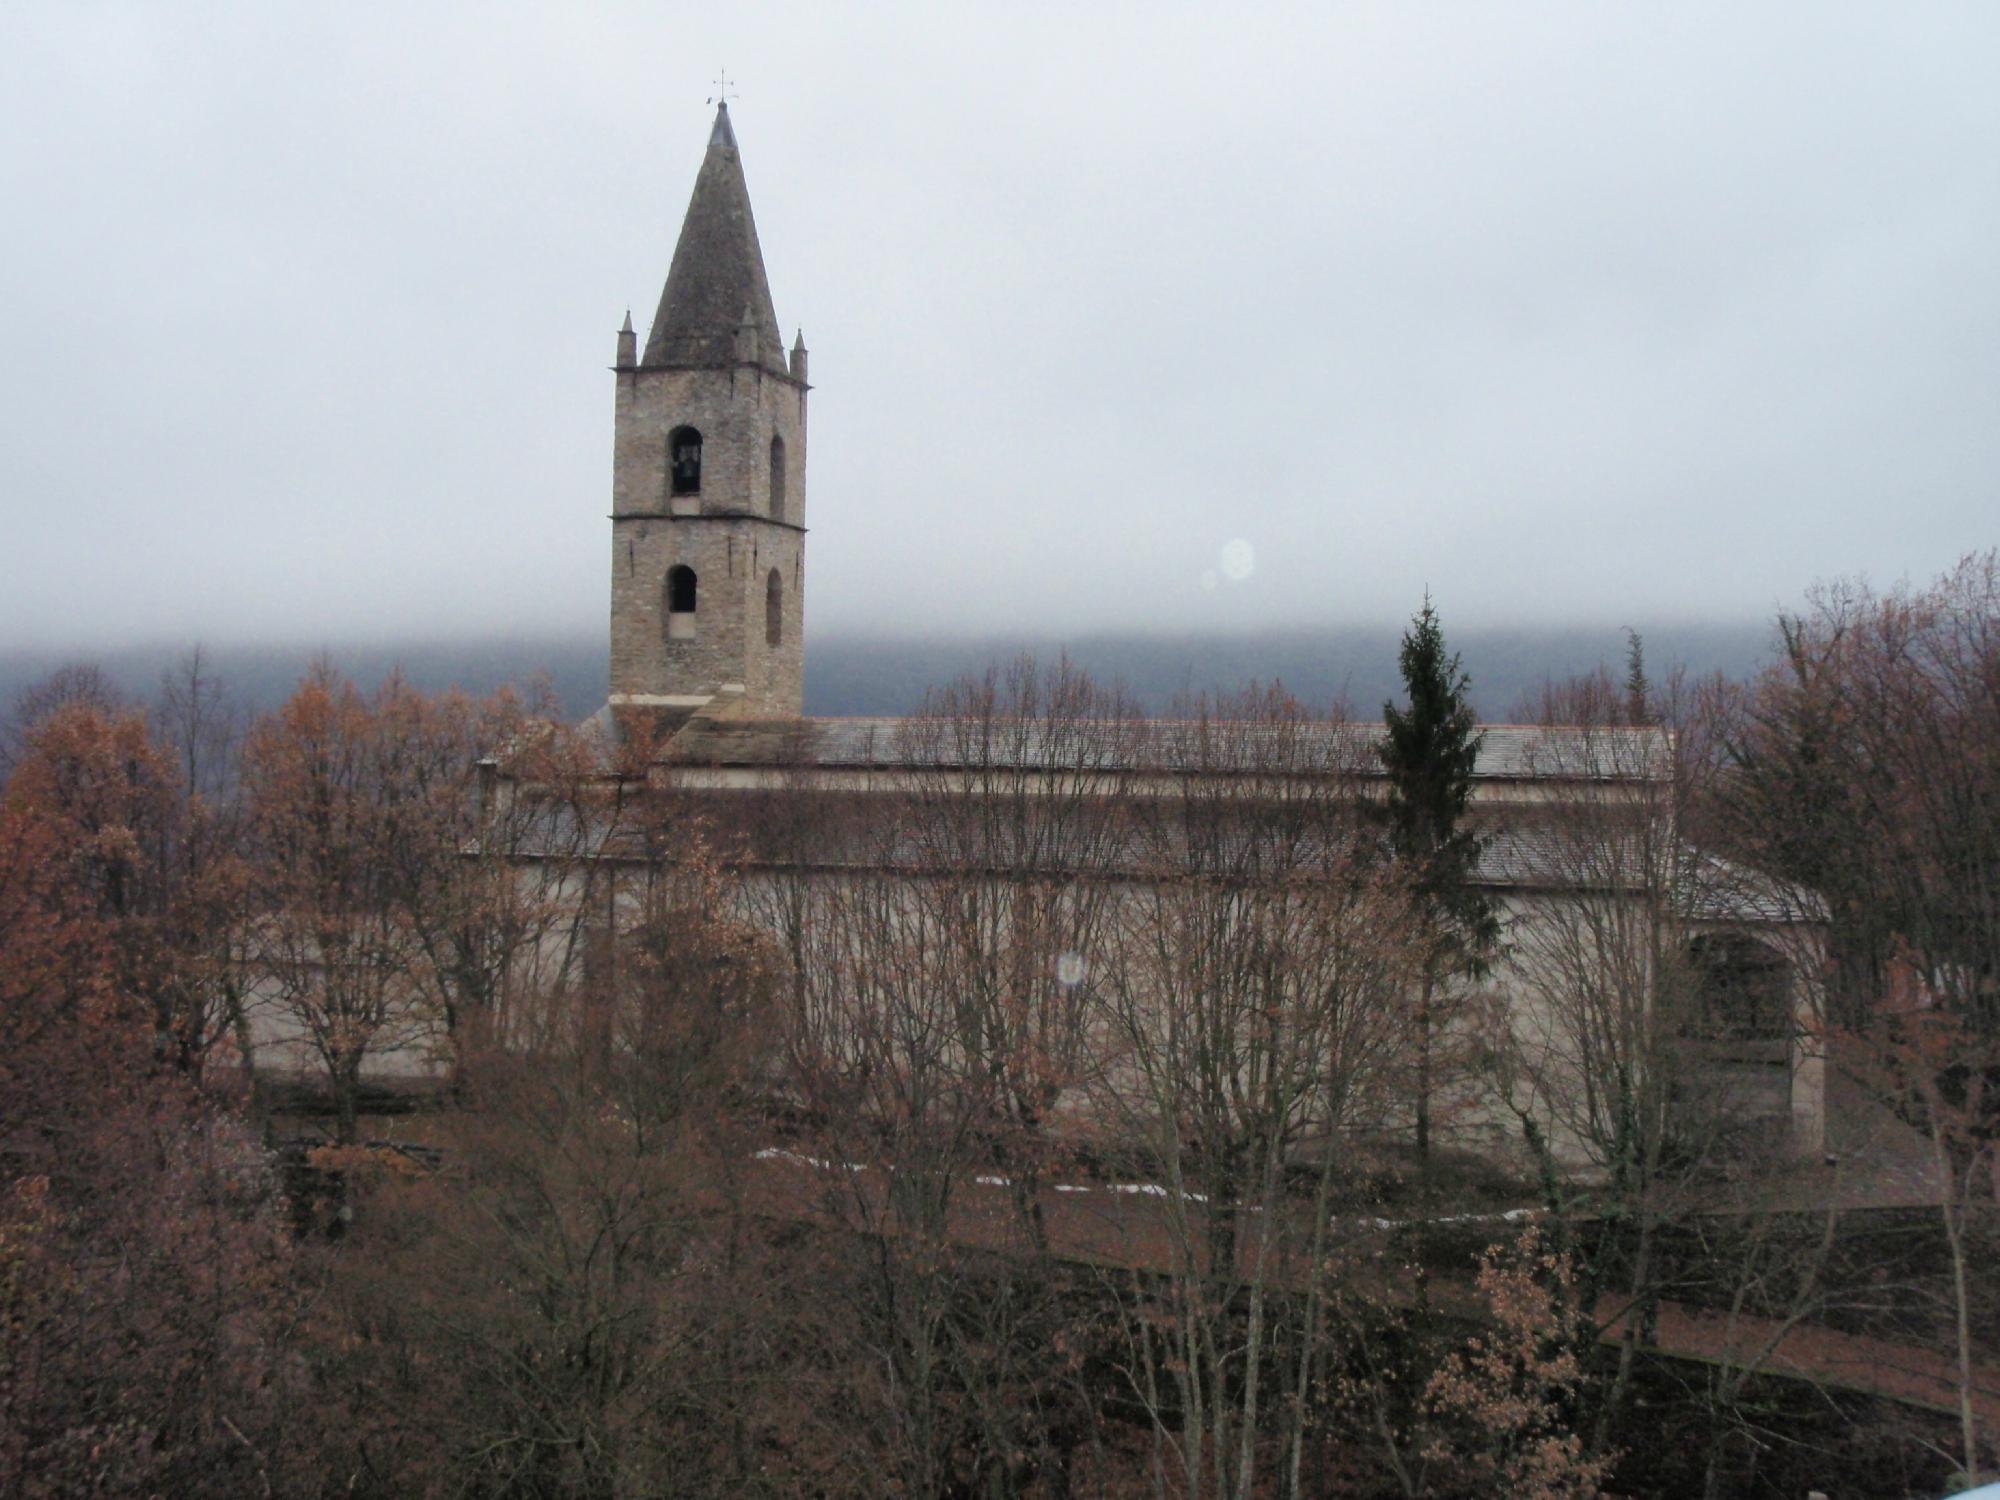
748,1149,2000,1431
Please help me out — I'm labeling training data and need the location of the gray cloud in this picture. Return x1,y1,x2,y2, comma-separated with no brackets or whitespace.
2,2,1995,648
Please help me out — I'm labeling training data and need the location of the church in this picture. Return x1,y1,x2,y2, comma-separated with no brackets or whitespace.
581,102,1827,1169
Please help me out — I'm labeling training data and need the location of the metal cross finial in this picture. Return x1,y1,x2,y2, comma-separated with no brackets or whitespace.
708,69,738,108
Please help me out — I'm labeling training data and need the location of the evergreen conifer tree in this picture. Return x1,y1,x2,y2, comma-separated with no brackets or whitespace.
1623,628,1652,725
1381,595,1499,1176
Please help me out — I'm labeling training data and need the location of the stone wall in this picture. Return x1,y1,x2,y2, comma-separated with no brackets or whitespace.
608,359,808,715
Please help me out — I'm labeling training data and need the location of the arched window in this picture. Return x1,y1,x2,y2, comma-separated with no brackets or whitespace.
1686,935,1789,1044
665,565,697,640
768,433,787,517
669,426,702,495
1679,933,1793,1137
766,568,783,647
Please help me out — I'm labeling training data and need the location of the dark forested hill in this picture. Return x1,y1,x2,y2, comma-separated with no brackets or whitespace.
802,623,1775,720
0,622,1774,728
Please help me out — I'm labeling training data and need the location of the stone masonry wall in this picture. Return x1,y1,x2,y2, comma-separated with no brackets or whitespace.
609,359,808,714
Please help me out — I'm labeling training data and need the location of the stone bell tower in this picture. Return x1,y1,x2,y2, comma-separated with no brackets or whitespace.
608,102,808,725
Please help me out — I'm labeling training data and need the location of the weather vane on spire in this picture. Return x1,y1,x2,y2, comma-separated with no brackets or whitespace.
708,69,738,109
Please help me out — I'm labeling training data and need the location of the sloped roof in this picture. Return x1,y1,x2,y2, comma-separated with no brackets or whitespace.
497,777,1802,923
642,104,790,374
1477,827,1820,919
654,713,1671,783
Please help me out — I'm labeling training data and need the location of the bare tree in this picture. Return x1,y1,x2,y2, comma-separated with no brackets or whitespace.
146,647,261,1086
1707,552,2000,1481
0,696,321,1500
239,667,629,1136
1091,686,1422,1500
773,827,1091,1495
155,645,240,803
371,681,618,1061
1495,666,1839,1453
2,661,121,777
240,669,442,1140
3,697,253,1082
320,809,818,1498
735,657,1138,1492
887,654,1144,1247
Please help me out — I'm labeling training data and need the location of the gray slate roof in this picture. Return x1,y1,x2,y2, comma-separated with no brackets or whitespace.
642,104,791,374
657,714,1671,783
505,767,1803,922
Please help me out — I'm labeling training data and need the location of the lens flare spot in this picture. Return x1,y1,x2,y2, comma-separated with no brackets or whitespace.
1220,538,1255,583
1056,952,1088,988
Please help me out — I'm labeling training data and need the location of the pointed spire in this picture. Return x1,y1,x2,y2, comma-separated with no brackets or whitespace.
615,310,636,368
642,104,788,373
789,327,808,385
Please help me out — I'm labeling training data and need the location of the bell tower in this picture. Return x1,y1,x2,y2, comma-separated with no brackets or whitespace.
608,102,808,726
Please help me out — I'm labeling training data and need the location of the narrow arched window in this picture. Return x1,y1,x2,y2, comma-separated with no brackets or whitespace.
1687,935,1789,1044
669,426,702,495
1678,933,1793,1141
768,433,787,518
665,565,697,640
766,568,783,647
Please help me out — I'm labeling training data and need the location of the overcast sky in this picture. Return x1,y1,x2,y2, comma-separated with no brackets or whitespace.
3,3,1995,650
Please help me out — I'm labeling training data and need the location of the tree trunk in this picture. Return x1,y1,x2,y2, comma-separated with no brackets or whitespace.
1932,1116,1984,1482
1416,965,1434,1183
333,1057,361,1144
1594,1203,1655,1455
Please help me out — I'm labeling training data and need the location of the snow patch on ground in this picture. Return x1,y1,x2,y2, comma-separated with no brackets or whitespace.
751,1144,1541,1228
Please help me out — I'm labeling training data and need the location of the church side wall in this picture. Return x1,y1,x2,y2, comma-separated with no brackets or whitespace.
235,808,1821,1181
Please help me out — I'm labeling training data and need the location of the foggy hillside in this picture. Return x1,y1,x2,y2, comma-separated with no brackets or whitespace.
1,622,1774,727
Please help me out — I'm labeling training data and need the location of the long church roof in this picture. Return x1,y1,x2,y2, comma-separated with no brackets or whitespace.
530,717,1813,919
592,708,1673,784
642,103,791,374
